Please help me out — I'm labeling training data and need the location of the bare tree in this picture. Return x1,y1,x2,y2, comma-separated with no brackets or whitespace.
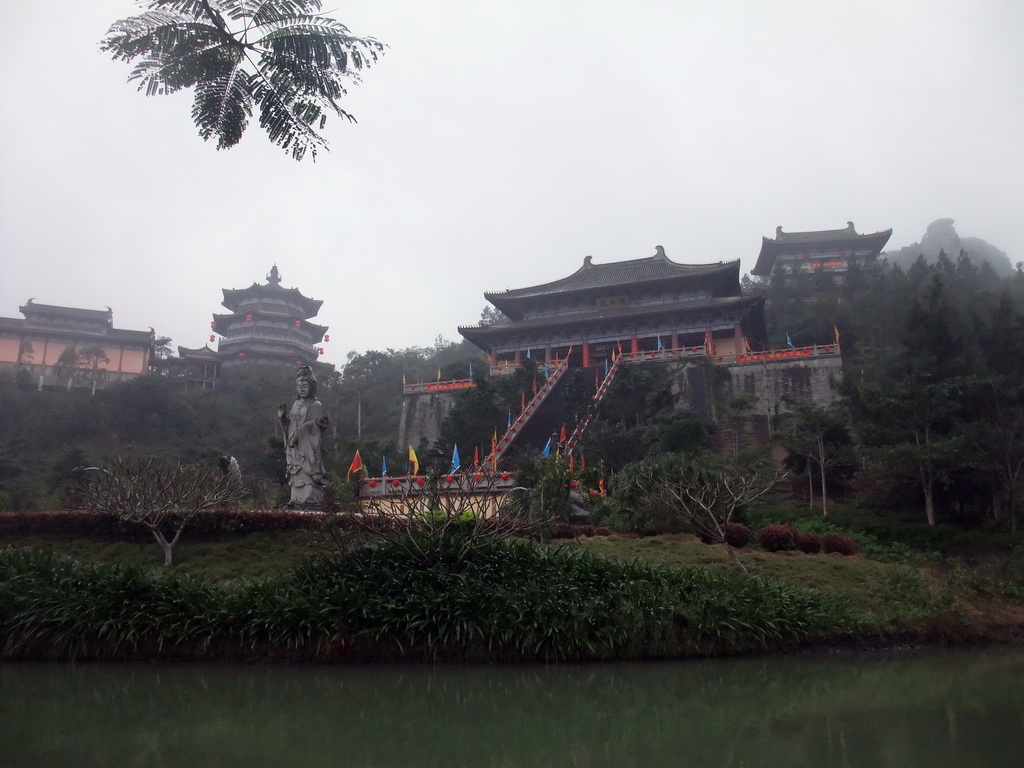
75,457,244,565
335,473,549,567
625,455,785,572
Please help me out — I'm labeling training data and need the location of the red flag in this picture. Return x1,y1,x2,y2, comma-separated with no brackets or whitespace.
617,339,623,353
346,450,364,479
473,446,479,470
532,378,538,396
560,424,567,442
581,455,586,471
521,392,526,410
595,371,599,390
569,454,575,471
599,477,606,495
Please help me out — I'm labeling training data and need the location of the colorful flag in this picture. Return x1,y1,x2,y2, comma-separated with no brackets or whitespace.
451,444,460,473
569,454,575,472
532,378,538,396
539,438,551,459
408,445,419,476
526,348,531,359
402,373,406,386
786,333,794,348
581,455,586,471
599,477,606,495
605,358,609,375
469,363,473,378
521,392,526,410
491,431,498,469
657,334,663,350
834,325,841,345
704,329,714,355
473,446,479,470
436,368,442,381
507,409,512,429
346,450,364,479
560,424,567,442
743,335,752,353
381,455,387,476
617,339,623,353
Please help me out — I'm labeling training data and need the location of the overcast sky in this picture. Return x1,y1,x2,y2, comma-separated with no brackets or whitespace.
2,0,1022,368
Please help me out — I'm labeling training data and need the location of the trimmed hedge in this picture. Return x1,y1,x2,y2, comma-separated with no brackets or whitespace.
757,525,798,553
823,533,859,556
794,531,823,554
718,523,750,549
0,510,320,539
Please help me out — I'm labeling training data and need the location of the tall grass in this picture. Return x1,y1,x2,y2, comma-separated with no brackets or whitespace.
0,542,848,662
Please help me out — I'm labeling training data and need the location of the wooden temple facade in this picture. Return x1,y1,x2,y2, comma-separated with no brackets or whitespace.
752,221,892,281
0,301,154,390
458,246,767,371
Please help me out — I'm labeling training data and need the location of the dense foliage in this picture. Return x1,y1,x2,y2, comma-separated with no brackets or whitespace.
0,541,846,661
102,0,384,160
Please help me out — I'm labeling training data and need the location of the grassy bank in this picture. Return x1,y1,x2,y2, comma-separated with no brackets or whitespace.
1,529,1022,662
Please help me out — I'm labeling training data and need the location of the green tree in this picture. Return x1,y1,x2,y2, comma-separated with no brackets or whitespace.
101,0,384,160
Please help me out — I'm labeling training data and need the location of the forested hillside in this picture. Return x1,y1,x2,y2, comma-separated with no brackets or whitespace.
4,250,1024,531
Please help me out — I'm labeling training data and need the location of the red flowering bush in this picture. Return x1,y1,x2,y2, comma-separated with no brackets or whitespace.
822,533,859,556
757,524,797,552
717,522,750,549
794,530,823,554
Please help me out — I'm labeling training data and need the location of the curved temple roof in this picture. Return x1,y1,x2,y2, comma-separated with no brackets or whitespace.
753,222,892,276
484,246,740,319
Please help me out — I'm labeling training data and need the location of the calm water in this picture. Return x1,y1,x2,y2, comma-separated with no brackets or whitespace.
2,648,1023,768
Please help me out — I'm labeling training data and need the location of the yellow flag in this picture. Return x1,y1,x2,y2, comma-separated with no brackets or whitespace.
408,445,419,475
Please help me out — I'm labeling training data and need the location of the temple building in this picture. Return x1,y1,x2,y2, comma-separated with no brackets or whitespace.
174,265,328,379
0,300,154,390
458,246,767,370
752,221,892,282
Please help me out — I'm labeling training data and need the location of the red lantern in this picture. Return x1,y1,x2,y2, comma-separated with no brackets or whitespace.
500,472,510,480
324,334,330,342
209,335,215,342
368,480,377,487
416,477,425,485
319,347,325,355
444,475,454,483
210,321,216,329
474,474,482,482
238,353,245,358
245,314,253,322
296,361,302,366
294,320,301,328
569,481,579,488
391,479,400,487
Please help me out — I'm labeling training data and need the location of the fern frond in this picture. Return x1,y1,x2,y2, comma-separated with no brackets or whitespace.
192,63,253,149
252,73,328,160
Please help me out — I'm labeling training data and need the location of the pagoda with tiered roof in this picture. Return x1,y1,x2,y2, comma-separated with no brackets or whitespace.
213,265,327,368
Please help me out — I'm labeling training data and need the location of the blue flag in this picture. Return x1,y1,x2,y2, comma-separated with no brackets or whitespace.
451,444,460,473
507,409,512,429
657,334,663,350
786,333,794,348
469,363,473,378
526,348,531,359
381,455,387,476
540,438,551,459
605,358,609,375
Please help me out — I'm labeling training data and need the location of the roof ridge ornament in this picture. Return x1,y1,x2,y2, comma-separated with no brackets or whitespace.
654,245,667,261
583,255,594,268
267,264,282,285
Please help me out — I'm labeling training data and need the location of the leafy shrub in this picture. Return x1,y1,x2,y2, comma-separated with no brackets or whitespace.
757,525,797,552
794,530,823,554
717,523,750,549
822,533,859,556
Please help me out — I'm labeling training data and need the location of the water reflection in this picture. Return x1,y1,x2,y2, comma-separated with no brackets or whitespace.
2,649,1023,767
